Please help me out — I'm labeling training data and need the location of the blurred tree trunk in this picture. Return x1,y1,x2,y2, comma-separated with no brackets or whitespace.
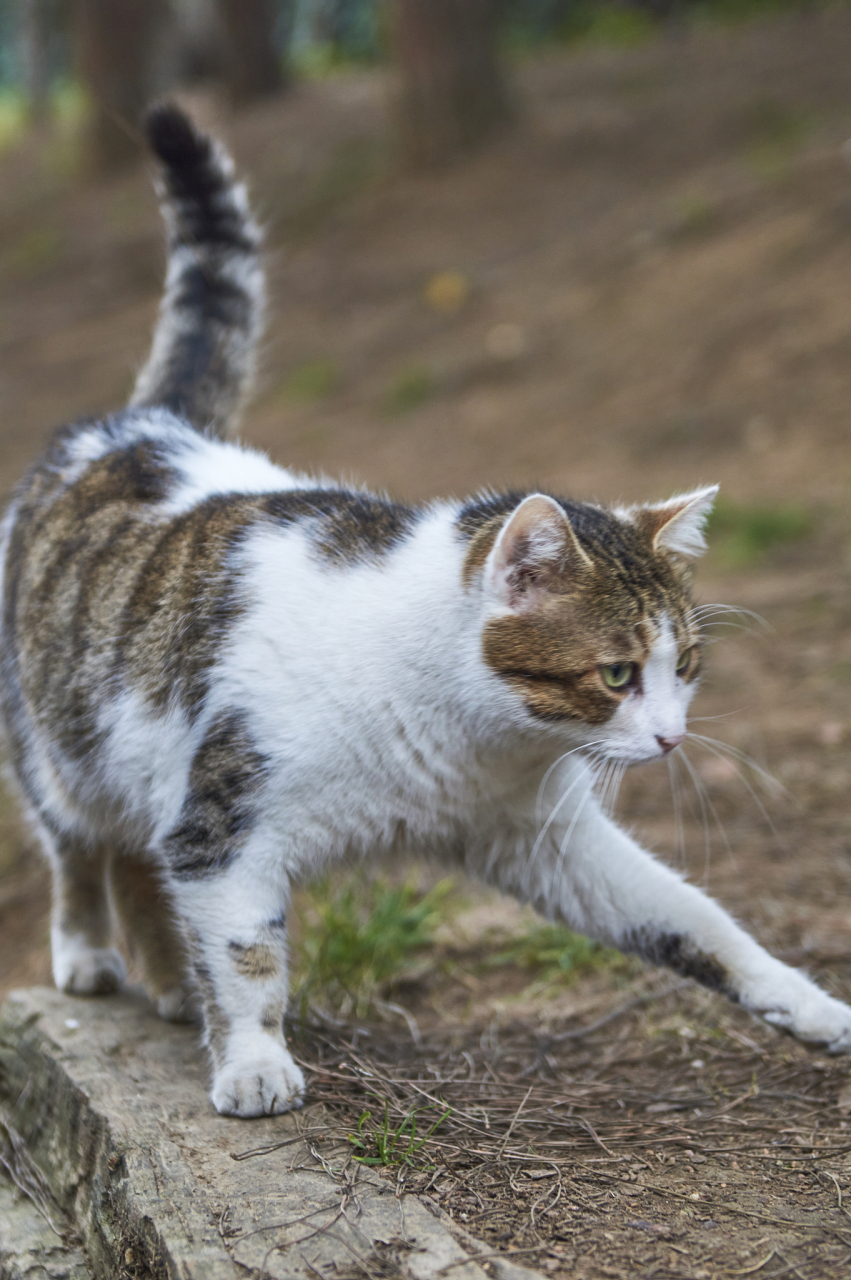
73,0,169,171
391,0,512,169
20,0,50,121
217,0,288,103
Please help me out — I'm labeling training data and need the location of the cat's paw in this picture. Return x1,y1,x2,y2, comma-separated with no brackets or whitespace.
761,994,851,1053
53,941,126,995
211,1043,305,1118
745,966,851,1053
155,982,202,1024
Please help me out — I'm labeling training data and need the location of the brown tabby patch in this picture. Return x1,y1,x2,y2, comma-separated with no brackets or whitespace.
458,493,699,722
261,998,286,1037
165,710,269,879
3,442,421,791
229,941,279,981
262,490,418,564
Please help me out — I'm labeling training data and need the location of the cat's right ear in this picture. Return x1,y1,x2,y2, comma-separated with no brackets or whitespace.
484,494,591,612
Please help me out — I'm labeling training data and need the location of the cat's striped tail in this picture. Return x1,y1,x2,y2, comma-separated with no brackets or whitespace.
129,104,264,438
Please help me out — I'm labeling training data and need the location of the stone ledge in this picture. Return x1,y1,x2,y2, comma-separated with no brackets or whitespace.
0,989,544,1280
0,1170,92,1280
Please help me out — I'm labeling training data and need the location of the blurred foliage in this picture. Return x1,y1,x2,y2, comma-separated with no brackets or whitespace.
281,357,340,401
707,498,813,567
384,363,435,416
294,875,455,1014
286,138,383,237
5,225,62,276
738,97,814,177
487,922,624,982
0,0,843,102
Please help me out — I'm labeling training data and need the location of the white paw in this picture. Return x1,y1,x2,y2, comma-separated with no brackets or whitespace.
746,967,851,1053
53,940,126,995
155,982,202,1024
211,1043,305,1118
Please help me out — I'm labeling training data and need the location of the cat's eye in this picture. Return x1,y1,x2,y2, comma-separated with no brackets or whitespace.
676,647,695,677
600,662,636,690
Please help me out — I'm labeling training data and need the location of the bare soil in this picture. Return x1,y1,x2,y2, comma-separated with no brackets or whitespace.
4,12,851,1277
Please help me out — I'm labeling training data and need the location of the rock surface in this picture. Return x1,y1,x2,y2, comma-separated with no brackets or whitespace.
0,988,543,1280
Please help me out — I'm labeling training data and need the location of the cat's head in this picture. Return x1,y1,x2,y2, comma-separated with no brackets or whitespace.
463,486,717,763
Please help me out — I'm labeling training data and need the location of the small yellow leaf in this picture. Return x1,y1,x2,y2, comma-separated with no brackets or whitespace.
424,271,470,313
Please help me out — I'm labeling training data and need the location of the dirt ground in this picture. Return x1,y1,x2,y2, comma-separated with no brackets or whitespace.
5,10,851,1278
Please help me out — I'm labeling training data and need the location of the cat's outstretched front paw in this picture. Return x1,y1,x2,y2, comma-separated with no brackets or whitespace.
745,965,851,1053
211,1042,305,1117
761,995,851,1054
53,941,126,995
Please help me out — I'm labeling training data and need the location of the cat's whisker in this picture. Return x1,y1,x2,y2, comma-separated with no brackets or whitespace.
688,710,746,722
667,753,686,870
690,603,770,631
685,747,735,863
595,759,613,814
675,745,715,879
685,734,779,838
686,732,783,797
524,761,596,892
535,740,607,829
601,759,627,817
592,757,615,813
549,776,598,900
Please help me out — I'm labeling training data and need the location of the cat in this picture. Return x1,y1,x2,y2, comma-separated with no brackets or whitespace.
2,104,850,1119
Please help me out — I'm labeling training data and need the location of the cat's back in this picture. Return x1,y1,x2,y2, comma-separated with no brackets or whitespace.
0,410,304,761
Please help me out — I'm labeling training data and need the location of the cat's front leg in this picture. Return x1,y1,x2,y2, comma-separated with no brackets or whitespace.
170,866,305,1117
479,790,851,1053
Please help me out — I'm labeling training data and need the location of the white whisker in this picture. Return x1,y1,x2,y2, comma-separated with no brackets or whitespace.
685,734,779,837
524,760,597,892
675,745,715,880
679,745,736,871
687,732,783,796
667,753,686,870
549,776,598,900
535,741,606,829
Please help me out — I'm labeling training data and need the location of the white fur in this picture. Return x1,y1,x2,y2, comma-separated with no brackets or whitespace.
11,424,851,1118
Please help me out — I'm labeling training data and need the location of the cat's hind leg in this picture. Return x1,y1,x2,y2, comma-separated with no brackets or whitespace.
109,850,199,1023
44,828,126,995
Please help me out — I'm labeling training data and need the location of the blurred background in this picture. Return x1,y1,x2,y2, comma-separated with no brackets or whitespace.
1,0,851,1036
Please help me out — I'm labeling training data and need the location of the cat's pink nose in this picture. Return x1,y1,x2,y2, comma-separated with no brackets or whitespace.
657,734,685,755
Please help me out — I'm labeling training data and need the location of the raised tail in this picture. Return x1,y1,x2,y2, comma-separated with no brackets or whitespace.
129,104,264,438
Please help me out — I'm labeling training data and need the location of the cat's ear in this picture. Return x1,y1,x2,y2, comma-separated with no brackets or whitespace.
485,494,591,611
634,485,718,558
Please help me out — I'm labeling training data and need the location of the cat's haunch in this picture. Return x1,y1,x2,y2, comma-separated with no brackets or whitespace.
2,106,849,1118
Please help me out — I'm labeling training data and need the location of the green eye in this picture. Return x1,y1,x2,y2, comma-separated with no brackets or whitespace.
601,662,636,690
676,648,694,676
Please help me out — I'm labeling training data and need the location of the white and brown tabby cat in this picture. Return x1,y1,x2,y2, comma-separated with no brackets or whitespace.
2,105,849,1118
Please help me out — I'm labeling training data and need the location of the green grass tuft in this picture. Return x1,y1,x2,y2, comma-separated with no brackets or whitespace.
281,358,339,402
349,1100,451,1168
287,138,382,237
487,923,622,983
383,364,434,416
738,98,813,178
706,499,813,567
6,227,63,277
294,876,454,1014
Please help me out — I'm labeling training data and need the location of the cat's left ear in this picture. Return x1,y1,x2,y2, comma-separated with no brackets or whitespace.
633,485,718,558
485,493,592,612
